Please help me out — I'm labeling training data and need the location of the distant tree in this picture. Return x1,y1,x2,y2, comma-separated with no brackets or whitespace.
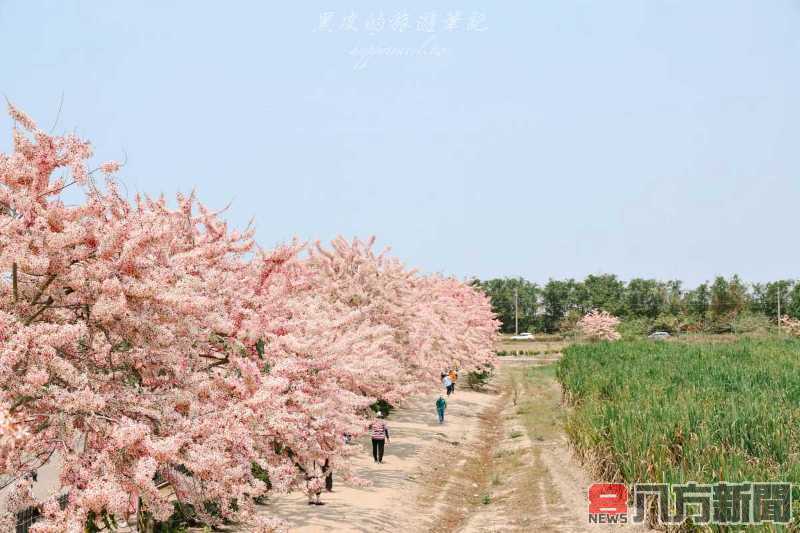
577,309,621,341
710,276,748,319
473,277,538,333
624,278,664,318
728,275,750,316
788,284,800,319
583,274,625,316
541,279,572,333
710,276,731,319
664,280,683,316
569,280,591,314
751,280,793,320
684,282,710,322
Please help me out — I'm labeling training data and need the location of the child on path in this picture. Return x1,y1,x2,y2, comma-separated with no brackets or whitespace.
448,369,458,394
369,411,390,463
436,395,447,424
441,373,453,396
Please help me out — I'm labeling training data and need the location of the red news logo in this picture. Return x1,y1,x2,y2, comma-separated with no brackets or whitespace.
589,483,629,524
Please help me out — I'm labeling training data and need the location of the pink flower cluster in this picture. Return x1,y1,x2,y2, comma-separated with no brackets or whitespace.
577,309,621,341
0,105,500,530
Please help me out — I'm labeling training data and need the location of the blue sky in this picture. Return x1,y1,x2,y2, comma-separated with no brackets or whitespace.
1,1,798,285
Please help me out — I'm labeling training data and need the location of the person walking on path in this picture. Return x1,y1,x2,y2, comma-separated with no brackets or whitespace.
441,373,453,396
448,369,458,394
436,395,447,424
370,412,390,463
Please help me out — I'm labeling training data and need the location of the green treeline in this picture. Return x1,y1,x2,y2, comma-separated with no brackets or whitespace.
472,275,800,335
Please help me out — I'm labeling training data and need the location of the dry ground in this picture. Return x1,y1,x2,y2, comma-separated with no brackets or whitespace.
252,386,496,532
496,335,568,355
248,358,648,533
456,362,646,533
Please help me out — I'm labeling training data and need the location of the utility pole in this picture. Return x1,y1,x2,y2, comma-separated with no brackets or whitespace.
514,287,519,335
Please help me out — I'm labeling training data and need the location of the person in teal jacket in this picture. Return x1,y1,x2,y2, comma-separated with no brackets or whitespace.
436,395,447,424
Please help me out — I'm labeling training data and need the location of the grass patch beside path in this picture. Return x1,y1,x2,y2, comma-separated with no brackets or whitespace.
508,365,563,442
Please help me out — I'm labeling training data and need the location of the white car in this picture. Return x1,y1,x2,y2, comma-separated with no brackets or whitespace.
648,331,671,340
510,332,534,340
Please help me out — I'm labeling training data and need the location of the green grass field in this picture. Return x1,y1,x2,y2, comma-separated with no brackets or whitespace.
557,338,800,528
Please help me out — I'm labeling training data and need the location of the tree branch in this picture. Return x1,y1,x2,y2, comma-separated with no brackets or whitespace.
200,355,229,371
30,273,56,306
25,296,54,325
12,262,17,302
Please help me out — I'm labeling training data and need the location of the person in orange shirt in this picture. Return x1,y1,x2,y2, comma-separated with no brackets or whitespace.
448,369,458,394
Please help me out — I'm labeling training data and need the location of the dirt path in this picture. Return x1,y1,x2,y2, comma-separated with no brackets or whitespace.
456,362,646,533
255,386,497,532
256,358,647,533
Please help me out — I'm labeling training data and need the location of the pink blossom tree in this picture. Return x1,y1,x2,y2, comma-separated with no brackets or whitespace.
306,237,498,399
0,105,283,529
577,309,621,341
0,106,499,531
